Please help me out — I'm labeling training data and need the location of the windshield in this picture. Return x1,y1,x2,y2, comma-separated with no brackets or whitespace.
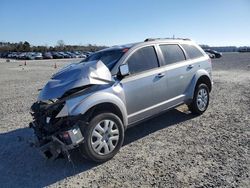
81,49,126,70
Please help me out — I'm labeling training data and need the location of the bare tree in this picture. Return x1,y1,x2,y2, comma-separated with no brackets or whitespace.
56,40,65,51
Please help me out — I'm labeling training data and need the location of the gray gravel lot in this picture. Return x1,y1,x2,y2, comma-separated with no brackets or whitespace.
0,53,249,187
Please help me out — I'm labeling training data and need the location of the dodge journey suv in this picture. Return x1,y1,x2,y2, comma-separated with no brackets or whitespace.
30,38,212,162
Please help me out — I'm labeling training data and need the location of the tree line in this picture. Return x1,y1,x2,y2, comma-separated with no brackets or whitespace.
0,40,107,52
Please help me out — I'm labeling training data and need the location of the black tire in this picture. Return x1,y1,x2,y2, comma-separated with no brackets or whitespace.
79,113,124,163
188,83,210,115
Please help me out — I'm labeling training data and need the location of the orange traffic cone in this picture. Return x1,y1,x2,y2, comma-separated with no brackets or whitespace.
54,63,57,69
24,61,26,66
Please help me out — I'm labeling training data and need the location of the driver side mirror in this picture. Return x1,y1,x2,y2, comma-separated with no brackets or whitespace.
118,64,130,77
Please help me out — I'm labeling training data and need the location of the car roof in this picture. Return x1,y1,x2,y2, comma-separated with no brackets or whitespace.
103,39,185,51
139,38,195,46
100,38,195,52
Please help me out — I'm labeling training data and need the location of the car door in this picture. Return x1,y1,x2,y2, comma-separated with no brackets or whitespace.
120,45,161,124
157,44,193,106
158,43,205,107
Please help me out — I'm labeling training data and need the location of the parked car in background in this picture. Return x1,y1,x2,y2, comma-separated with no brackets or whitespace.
25,52,35,60
16,52,27,59
34,52,43,60
0,52,10,58
204,49,222,58
7,52,19,59
1,51,93,60
43,52,53,59
84,51,93,57
79,53,87,59
206,52,215,59
58,52,71,58
238,47,250,53
65,51,77,58
52,52,64,59
71,51,80,58
25,52,41,60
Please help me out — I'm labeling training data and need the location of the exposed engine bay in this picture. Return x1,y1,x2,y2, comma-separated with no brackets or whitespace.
30,100,85,160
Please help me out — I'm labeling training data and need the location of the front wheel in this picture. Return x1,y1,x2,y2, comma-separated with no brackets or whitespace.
80,113,124,163
188,83,210,115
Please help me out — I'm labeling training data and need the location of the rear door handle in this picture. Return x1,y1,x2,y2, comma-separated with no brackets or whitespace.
187,65,194,69
156,73,165,78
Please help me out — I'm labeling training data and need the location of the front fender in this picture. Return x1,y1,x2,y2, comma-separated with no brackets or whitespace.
67,92,128,127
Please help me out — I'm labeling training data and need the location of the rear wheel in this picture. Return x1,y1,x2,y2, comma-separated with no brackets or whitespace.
80,113,124,163
188,83,209,115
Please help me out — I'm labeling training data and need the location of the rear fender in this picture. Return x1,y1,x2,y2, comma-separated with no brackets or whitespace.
186,69,212,100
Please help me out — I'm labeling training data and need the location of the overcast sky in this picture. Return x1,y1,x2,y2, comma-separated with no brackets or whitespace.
0,0,250,46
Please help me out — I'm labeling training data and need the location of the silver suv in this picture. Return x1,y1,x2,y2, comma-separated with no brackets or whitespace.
30,38,212,162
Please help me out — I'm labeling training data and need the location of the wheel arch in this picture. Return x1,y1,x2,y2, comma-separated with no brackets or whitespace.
186,70,212,100
196,75,212,92
69,92,128,128
84,102,125,127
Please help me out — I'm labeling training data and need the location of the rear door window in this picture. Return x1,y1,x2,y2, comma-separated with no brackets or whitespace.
159,44,186,65
181,44,204,59
127,46,159,74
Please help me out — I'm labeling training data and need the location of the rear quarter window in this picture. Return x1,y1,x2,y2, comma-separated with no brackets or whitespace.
181,44,204,59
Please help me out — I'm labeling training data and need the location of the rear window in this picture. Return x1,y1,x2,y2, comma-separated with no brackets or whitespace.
181,44,204,59
127,46,159,74
160,44,186,65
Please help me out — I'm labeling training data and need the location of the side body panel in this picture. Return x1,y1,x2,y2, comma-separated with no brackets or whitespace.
122,42,212,125
62,40,212,128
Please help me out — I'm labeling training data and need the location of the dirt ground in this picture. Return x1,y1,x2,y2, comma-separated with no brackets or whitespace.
0,53,249,187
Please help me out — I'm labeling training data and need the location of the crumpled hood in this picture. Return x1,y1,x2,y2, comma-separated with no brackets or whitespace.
38,60,113,101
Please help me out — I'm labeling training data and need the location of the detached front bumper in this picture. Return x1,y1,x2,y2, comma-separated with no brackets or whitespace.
30,121,84,160
39,136,65,160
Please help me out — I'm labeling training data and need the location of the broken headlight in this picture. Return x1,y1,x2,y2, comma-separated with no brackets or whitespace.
46,101,65,122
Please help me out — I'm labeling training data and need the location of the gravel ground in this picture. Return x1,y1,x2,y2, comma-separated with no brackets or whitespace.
0,53,249,187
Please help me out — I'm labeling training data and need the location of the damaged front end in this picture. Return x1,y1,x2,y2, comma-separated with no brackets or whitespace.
30,101,85,160
29,60,114,160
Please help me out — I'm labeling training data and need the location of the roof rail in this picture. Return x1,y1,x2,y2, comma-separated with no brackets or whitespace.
144,38,190,42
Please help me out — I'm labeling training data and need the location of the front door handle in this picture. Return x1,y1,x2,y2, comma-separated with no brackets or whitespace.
187,65,194,69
